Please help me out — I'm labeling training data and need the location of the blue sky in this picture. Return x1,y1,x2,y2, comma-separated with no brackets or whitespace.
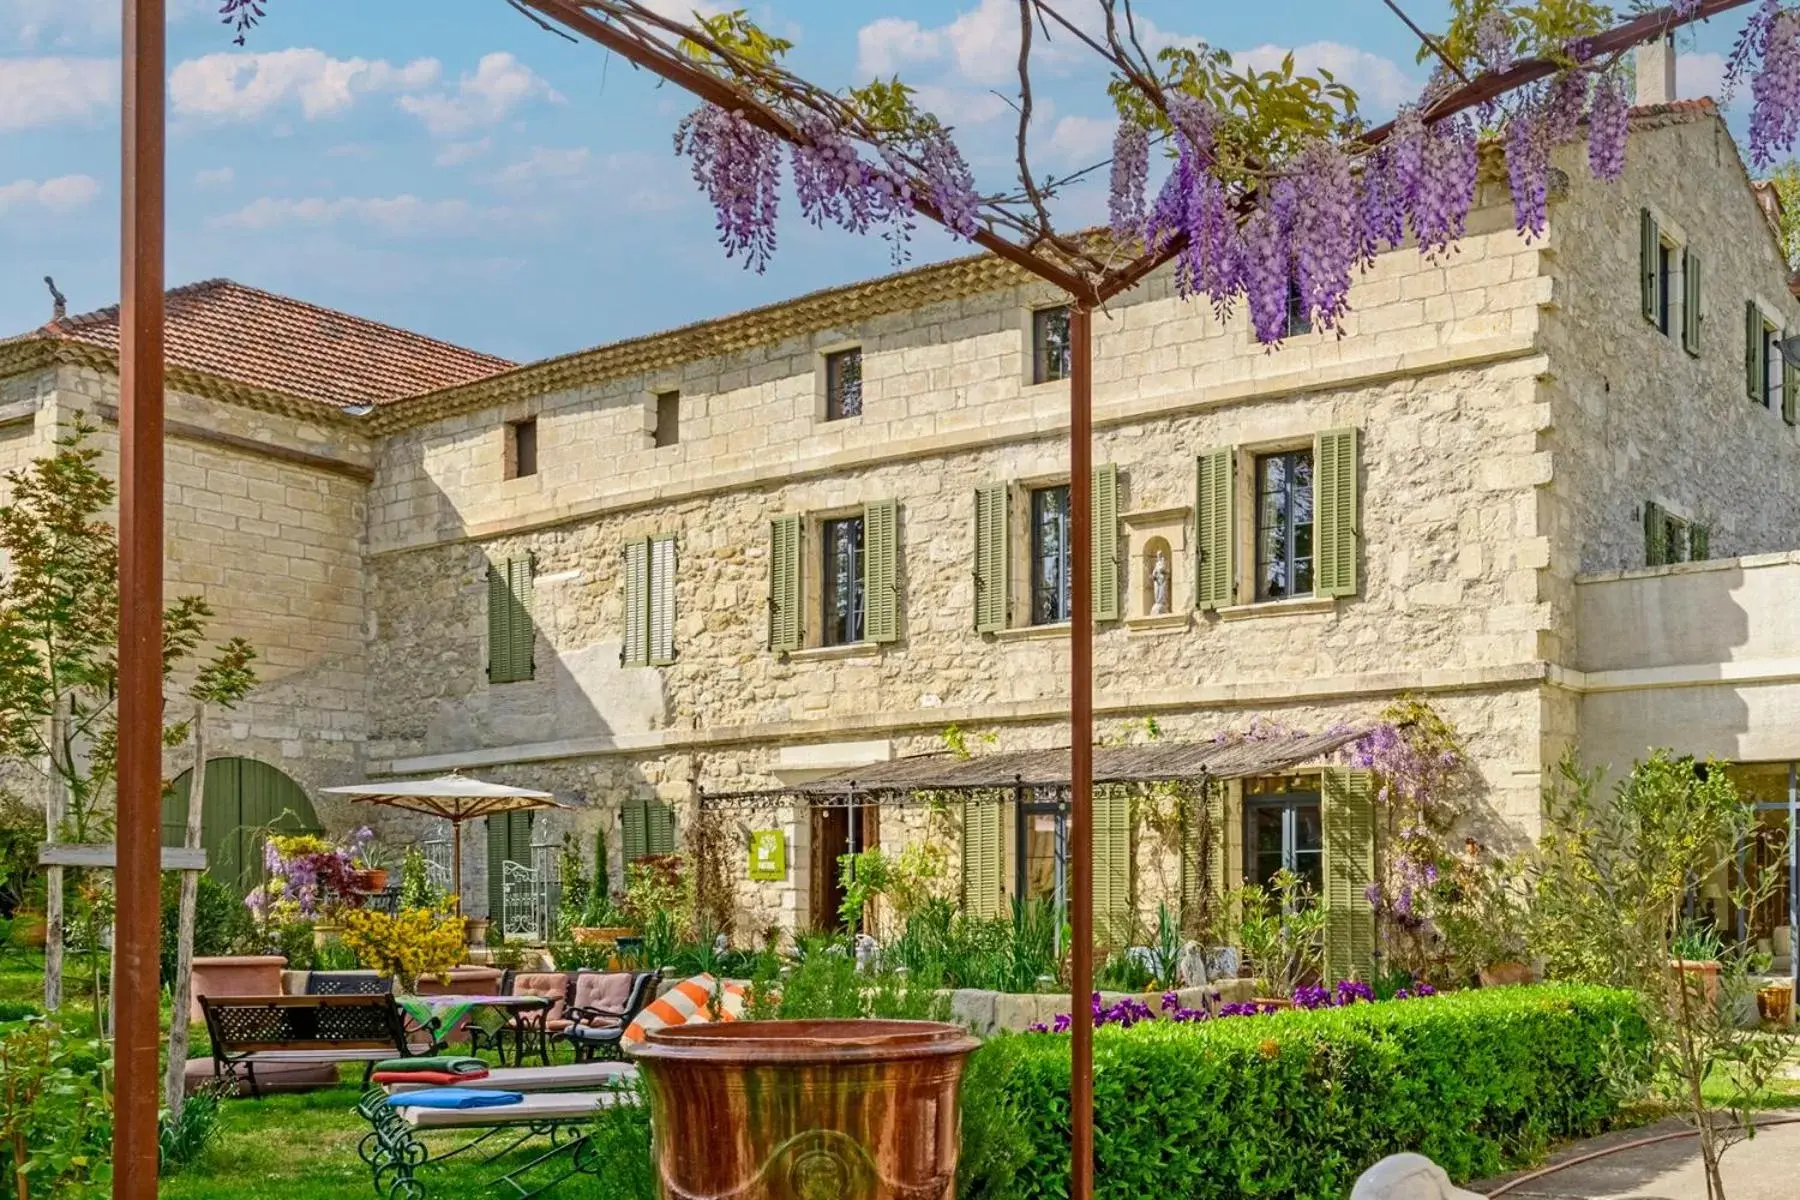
0,0,1752,364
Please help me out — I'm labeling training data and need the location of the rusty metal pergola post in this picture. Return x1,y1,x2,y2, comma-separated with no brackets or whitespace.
1067,302,1095,1200
114,0,166,1191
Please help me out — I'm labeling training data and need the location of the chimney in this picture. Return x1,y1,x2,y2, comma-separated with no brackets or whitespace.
43,276,66,323
1635,34,1677,107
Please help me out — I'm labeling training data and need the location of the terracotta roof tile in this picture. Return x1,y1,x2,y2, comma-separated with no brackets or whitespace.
16,279,513,409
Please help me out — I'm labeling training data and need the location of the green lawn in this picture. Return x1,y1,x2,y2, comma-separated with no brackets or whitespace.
2,950,615,1199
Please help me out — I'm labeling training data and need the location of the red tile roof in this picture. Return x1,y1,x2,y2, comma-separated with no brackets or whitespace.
17,279,513,409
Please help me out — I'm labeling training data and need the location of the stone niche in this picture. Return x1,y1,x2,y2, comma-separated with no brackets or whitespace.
1121,506,1192,632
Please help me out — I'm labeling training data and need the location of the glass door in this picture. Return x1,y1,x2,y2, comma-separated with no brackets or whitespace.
1243,788,1323,898
1015,792,1068,928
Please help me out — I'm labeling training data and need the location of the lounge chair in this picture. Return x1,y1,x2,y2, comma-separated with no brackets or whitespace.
561,970,660,1063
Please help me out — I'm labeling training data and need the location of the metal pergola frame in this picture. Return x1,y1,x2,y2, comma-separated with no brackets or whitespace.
105,2,1759,1194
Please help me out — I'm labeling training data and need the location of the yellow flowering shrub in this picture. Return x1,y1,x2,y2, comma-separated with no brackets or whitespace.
338,903,465,992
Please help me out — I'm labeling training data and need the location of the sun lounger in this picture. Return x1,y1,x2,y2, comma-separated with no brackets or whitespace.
381,1061,635,1094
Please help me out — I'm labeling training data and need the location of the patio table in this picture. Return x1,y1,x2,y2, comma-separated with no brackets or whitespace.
397,994,551,1066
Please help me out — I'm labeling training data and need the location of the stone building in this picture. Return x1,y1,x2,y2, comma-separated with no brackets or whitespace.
5,91,1800,968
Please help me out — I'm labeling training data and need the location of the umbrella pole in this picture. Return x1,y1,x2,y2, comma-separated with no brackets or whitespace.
453,819,464,918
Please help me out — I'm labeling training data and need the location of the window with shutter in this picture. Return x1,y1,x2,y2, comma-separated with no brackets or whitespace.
644,800,677,855
863,499,899,643
649,536,678,665
769,515,802,652
1682,249,1702,355
1322,767,1376,984
489,558,534,684
973,484,1009,633
1093,464,1120,621
622,540,649,667
487,564,512,683
1640,208,1659,326
1314,428,1360,598
961,801,1003,918
1196,448,1234,610
621,800,649,862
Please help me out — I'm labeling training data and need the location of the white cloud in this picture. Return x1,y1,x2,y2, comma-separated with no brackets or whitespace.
1232,42,1420,113
479,146,687,214
396,52,558,138
169,48,441,122
6,0,113,47
857,16,946,79
211,193,492,236
1047,114,1113,165
0,173,99,216
0,56,114,131
483,146,591,189
194,166,235,187
435,137,492,167
1678,51,1727,106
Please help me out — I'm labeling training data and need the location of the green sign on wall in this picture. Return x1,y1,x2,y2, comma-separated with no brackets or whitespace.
748,830,787,881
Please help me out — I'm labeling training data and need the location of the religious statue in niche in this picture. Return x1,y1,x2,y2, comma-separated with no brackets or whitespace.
1150,548,1170,615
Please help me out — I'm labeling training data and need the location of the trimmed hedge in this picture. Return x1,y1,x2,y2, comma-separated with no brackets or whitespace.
973,984,1645,1200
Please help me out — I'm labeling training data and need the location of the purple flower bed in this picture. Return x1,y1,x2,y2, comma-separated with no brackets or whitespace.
1026,980,1436,1033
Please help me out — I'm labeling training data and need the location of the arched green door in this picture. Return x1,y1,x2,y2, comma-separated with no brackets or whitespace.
162,758,322,895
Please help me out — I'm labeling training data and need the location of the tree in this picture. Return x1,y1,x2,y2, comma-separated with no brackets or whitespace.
0,418,254,1013
1765,159,1800,267
1532,752,1795,1200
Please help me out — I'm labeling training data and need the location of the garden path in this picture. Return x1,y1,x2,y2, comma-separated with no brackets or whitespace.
1472,1112,1800,1198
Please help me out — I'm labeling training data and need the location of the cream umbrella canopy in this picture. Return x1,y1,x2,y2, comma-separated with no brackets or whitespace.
320,775,569,915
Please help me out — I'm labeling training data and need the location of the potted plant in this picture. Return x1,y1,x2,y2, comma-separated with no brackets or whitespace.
351,835,390,894
1757,978,1793,1024
1670,920,1725,1011
1233,870,1327,1006
338,904,466,994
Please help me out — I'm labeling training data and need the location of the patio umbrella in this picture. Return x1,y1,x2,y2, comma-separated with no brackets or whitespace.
320,775,570,916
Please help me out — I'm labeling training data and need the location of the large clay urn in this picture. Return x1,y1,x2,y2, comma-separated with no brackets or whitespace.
634,1019,979,1200
188,955,286,1024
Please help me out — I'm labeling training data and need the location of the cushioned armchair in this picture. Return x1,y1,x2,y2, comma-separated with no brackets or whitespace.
472,970,568,1067
562,971,661,1063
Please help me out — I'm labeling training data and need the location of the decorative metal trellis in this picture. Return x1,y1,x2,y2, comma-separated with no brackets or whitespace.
420,835,454,896
500,860,542,941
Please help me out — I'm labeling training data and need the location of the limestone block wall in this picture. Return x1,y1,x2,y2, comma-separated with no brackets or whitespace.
46,369,374,811
1541,113,1800,585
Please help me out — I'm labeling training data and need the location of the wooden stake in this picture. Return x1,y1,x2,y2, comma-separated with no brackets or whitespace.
164,699,209,1118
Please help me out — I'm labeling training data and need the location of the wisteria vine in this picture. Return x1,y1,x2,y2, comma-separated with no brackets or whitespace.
1026,979,1437,1033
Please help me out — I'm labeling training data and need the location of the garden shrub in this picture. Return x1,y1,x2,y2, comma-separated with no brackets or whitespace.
159,874,257,985
971,984,1645,1200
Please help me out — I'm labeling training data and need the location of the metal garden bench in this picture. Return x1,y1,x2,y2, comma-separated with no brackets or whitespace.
200,993,414,1098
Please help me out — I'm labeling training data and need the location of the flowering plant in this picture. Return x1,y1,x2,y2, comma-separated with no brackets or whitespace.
337,904,465,993
245,829,369,921
1028,980,1436,1033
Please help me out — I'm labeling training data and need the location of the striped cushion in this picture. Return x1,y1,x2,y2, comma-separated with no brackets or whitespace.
620,974,746,1053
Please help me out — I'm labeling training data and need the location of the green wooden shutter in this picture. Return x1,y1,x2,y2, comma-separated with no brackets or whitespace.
1785,352,1798,427
1640,208,1658,325
1690,523,1710,561
973,484,1009,633
768,516,802,653
622,540,649,666
1196,448,1234,610
1682,249,1702,356
1644,500,1668,567
646,801,677,855
1748,302,1766,404
649,535,678,665
1314,428,1360,598
510,558,535,680
863,499,899,643
1092,464,1120,621
486,813,508,918
621,800,649,862
1323,767,1377,984
199,759,238,890
1093,789,1133,947
961,801,1002,918
487,564,513,683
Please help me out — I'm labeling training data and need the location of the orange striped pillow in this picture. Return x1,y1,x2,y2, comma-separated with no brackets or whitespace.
621,973,747,1052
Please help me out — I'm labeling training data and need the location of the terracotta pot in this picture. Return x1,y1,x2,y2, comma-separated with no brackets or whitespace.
464,917,491,948
1478,961,1534,988
189,955,287,1024
10,909,46,948
1670,959,1723,1011
413,966,505,997
572,925,635,947
312,922,342,950
636,1019,979,1200
1758,981,1794,1025
354,868,389,893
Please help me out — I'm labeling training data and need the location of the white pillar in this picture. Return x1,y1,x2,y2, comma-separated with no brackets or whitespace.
1636,35,1677,108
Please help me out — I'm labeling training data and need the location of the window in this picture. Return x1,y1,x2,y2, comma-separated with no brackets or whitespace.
1032,306,1072,384
1747,302,1789,413
621,535,677,666
1254,449,1315,601
1015,792,1069,920
825,348,863,420
1644,500,1709,566
487,556,535,684
821,515,865,645
1767,326,1784,411
1285,280,1312,338
1029,484,1072,624
621,798,676,862
1656,242,1674,335
507,418,538,479
653,390,680,448
1243,782,1323,899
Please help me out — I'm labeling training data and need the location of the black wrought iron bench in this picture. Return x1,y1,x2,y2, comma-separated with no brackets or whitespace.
200,994,414,1099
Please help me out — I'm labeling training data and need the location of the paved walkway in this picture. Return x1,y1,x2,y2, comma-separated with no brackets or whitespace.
1471,1113,1800,1198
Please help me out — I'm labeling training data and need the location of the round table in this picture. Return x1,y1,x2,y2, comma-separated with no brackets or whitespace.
397,993,552,1066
